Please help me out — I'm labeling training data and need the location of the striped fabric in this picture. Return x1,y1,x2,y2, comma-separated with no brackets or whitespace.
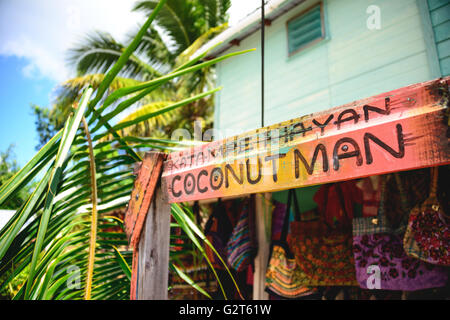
226,199,256,272
265,245,317,299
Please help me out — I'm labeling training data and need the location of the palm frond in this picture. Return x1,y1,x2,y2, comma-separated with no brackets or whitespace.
67,31,161,80
99,101,173,142
133,0,201,54
125,24,175,71
54,74,143,113
198,0,231,29
1,0,250,301
175,22,228,67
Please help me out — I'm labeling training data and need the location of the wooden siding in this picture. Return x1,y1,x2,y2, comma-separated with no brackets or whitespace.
428,0,450,76
214,0,436,136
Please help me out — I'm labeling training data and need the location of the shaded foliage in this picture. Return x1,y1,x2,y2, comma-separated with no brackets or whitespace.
0,0,251,300
0,145,33,209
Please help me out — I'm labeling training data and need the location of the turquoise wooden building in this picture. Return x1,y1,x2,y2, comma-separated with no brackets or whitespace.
196,0,450,137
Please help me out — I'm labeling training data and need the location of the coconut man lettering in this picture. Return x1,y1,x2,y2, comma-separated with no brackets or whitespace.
162,79,450,203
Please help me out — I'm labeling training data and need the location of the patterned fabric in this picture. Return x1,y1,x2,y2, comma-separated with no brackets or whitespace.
356,177,382,217
353,233,447,291
288,227,359,286
288,184,359,286
404,167,450,266
271,201,287,241
385,170,429,227
226,197,257,272
353,211,406,236
353,174,448,291
313,181,362,227
204,199,236,270
265,189,318,299
265,244,318,299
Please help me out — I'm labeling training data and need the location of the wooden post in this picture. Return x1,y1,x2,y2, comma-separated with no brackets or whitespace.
252,193,270,300
125,152,166,299
137,178,171,300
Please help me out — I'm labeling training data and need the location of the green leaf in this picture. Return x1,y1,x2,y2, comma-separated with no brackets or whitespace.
111,246,131,281
0,168,52,259
170,263,211,299
86,0,168,115
103,49,254,107
95,86,222,140
0,130,62,208
171,203,244,300
24,87,93,299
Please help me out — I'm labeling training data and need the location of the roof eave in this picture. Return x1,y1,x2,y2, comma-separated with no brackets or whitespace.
193,0,307,59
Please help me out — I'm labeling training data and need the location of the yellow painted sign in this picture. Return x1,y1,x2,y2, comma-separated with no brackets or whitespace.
162,77,450,203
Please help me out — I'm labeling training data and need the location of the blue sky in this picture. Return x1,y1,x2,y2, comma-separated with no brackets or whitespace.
0,0,260,167
0,56,56,165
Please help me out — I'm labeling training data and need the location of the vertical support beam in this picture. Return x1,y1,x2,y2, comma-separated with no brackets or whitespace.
137,178,171,300
125,152,166,300
261,0,265,128
130,247,139,300
252,193,270,300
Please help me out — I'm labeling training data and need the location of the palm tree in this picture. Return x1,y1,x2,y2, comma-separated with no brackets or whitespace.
0,0,252,300
34,0,231,150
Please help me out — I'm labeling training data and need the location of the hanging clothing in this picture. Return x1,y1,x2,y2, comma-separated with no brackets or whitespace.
356,176,382,218
313,181,362,227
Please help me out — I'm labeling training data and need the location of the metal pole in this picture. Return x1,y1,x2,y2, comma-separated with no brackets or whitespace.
261,0,265,128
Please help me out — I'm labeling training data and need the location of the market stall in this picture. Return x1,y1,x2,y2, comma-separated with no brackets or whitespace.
125,76,450,300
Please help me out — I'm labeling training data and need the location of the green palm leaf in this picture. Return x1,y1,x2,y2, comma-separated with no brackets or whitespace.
133,0,199,54
67,31,161,80
0,0,251,301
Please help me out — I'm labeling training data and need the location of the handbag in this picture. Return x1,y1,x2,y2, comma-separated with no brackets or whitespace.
352,174,448,291
313,181,362,226
226,195,258,272
265,189,318,299
271,200,287,241
204,198,234,269
357,176,382,218
403,167,450,266
287,183,359,286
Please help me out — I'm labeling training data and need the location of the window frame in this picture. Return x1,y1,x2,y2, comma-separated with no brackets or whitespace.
286,2,326,57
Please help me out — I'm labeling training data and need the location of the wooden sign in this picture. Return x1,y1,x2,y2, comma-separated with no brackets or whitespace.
124,152,166,247
162,77,450,203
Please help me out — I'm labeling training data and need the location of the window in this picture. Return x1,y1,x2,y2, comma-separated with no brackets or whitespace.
287,3,325,56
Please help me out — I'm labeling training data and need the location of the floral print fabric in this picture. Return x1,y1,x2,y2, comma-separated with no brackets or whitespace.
353,233,448,291
288,224,359,286
404,197,450,266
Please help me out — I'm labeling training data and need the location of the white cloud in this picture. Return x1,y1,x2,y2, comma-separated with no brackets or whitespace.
0,0,145,82
0,0,261,83
1,34,68,81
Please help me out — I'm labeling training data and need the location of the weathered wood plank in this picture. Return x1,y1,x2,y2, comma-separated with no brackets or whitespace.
124,152,166,247
162,77,450,203
252,193,270,300
130,247,139,300
137,177,171,300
